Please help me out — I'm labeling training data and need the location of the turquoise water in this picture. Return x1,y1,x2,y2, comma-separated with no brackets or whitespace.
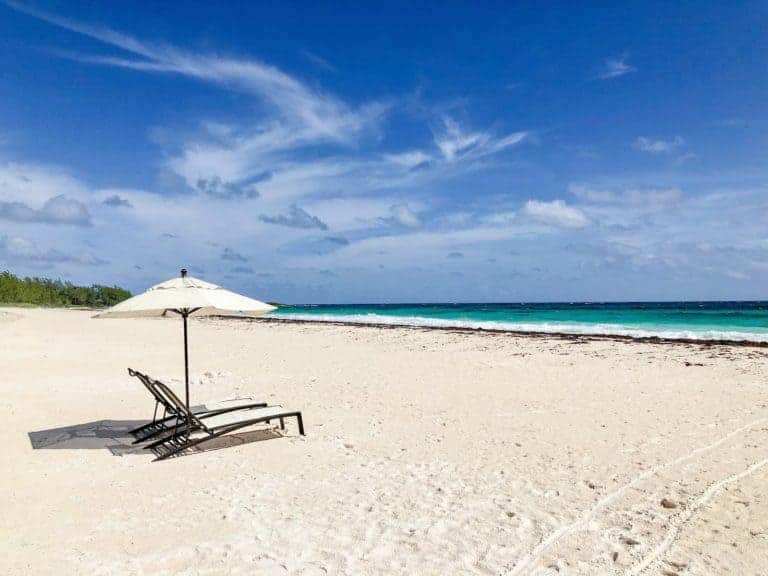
270,302,768,342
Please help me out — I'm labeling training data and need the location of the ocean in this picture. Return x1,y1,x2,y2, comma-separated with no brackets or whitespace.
269,302,768,343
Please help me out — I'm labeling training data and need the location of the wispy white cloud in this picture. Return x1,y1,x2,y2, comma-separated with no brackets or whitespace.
300,50,337,73
304,196,424,233
73,49,389,187
194,175,261,199
259,204,329,230
673,151,697,165
0,195,91,226
0,234,105,267
0,234,72,264
0,161,90,204
635,136,685,154
5,0,376,143
434,117,487,161
382,150,432,168
433,117,526,162
569,183,682,206
598,55,636,79
481,211,517,226
381,204,422,229
522,199,589,229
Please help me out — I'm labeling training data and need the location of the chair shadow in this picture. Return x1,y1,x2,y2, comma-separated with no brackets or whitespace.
29,420,288,458
182,428,284,457
28,419,152,456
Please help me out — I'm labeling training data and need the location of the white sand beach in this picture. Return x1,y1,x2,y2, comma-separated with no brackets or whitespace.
2,307,767,575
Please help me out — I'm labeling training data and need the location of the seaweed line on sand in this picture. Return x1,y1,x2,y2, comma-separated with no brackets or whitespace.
243,316,768,349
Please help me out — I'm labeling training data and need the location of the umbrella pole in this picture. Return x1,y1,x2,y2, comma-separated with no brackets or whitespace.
183,310,190,410
182,310,191,439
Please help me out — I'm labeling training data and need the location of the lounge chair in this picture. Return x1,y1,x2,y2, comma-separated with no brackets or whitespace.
144,379,304,461
127,368,269,443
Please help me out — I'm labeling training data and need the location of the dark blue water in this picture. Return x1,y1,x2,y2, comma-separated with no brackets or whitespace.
270,302,768,342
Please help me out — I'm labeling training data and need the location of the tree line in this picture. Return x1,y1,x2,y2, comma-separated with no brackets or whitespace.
0,271,131,307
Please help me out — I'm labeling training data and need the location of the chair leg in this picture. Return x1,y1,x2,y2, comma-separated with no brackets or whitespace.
133,423,173,444
129,421,154,437
144,426,193,450
154,431,219,461
132,425,159,444
132,414,186,444
152,412,306,461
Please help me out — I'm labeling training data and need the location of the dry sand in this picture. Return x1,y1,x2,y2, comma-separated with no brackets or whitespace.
1,307,767,575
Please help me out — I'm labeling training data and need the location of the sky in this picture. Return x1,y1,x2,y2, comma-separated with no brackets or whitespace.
0,1,766,303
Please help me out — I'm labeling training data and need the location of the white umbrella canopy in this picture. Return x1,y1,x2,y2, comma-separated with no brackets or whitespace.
94,269,275,412
93,272,275,319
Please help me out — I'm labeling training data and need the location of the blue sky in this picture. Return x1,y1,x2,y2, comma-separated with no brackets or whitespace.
0,1,766,302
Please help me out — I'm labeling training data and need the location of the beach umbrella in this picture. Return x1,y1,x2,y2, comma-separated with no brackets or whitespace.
94,269,275,412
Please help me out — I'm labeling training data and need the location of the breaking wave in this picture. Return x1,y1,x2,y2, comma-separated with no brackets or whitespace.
269,312,768,343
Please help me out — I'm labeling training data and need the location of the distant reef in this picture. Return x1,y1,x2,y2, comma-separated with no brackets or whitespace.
0,270,131,308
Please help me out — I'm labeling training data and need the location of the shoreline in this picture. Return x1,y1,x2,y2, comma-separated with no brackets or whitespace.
246,315,768,349
7,305,764,348
7,303,766,348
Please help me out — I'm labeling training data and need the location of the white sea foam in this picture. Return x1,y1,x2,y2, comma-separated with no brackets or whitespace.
270,312,768,342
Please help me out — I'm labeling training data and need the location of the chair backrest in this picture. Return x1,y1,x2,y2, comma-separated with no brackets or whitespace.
128,368,181,417
150,380,201,428
128,368,157,397
129,368,163,402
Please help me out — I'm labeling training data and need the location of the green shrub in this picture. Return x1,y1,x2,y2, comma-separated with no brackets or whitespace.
0,270,131,307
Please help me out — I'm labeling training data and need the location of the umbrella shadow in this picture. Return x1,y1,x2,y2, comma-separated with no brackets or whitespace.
28,419,152,456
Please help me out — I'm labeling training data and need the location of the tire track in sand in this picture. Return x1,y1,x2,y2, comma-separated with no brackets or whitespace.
509,418,767,575
626,455,768,575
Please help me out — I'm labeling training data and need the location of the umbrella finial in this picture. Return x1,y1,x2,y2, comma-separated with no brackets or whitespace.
180,268,188,278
